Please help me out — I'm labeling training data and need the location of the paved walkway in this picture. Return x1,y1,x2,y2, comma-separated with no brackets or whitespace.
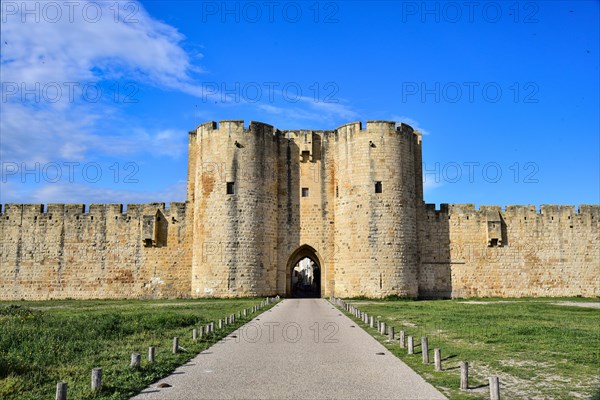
132,299,447,399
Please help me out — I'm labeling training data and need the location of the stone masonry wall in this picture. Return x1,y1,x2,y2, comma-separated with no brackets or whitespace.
0,202,191,300
1,118,598,300
418,203,600,298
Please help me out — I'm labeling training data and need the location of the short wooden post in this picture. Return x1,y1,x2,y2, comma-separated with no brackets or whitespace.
237,311,241,319
148,346,155,363
369,316,374,328
489,376,500,400
56,382,67,400
399,330,406,348
434,348,442,371
243,308,248,317
407,336,414,354
172,337,179,354
460,361,469,390
91,368,102,391
421,336,429,364
130,352,141,368
389,326,395,340
193,328,198,341
218,319,223,329
380,322,386,335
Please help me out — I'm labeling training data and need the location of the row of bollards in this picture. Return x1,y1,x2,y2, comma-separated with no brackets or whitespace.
55,296,281,400
331,297,500,400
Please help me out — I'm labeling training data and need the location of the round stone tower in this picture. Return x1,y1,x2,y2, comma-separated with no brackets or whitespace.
332,121,422,297
189,120,279,297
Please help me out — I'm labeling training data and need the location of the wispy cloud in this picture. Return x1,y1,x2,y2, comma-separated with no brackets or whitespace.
1,180,186,205
256,96,359,128
391,115,431,135
1,1,196,164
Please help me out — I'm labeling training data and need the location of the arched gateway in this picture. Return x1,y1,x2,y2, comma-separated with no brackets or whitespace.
189,120,422,298
286,245,322,298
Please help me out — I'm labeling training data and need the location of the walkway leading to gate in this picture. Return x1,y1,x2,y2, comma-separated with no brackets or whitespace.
131,299,447,400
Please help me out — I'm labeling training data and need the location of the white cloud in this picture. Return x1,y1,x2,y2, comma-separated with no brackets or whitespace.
391,115,431,135
1,180,186,206
423,178,443,196
256,97,359,128
1,1,196,164
1,1,197,91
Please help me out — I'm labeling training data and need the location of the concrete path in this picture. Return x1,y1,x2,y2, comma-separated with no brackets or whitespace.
131,299,447,400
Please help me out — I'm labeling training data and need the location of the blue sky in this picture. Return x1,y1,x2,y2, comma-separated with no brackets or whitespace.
1,0,598,208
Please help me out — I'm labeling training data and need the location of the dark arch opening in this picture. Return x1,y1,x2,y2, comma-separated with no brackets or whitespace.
291,257,321,298
286,245,322,298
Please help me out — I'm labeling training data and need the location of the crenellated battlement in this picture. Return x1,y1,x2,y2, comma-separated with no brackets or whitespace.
422,203,599,222
192,120,276,136
2,117,597,301
0,202,188,220
189,120,419,142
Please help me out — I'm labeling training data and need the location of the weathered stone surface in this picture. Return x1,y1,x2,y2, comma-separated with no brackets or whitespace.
0,120,597,299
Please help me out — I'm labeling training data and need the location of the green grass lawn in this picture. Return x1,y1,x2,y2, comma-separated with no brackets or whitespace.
339,297,600,400
0,298,273,400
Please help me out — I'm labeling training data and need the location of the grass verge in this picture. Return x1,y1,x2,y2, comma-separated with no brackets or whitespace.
336,297,600,400
0,298,274,400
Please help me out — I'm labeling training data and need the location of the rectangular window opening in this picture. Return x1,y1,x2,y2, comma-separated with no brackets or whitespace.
336,186,339,198
375,181,382,193
301,151,310,162
301,187,309,197
226,182,235,195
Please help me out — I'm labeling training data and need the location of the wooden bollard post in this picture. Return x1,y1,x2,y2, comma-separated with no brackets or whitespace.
237,311,241,319
407,336,414,354
200,326,205,338
460,361,469,390
193,328,198,341
389,326,395,340
130,352,141,368
243,308,248,317
218,319,223,329
91,368,102,391
148,346,155,363
172,337,179,354
369,316,374,328
380,322,386,335
399,330,406,348
434,348,442,371
56,382,67,400
489,376,500,400
421,337,429,364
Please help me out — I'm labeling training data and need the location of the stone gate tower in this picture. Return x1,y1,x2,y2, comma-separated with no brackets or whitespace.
187,120,423,298
1,119,597,300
